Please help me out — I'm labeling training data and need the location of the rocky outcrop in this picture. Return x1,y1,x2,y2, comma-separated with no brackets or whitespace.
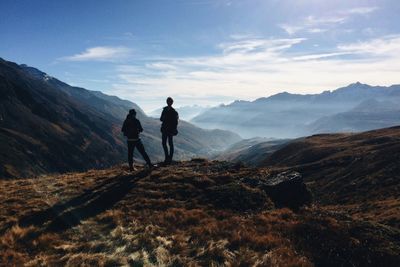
262,171,312,210
241,171,312,210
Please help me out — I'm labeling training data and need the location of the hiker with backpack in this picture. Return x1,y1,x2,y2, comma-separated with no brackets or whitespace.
160,97,179,165
121,109,153,171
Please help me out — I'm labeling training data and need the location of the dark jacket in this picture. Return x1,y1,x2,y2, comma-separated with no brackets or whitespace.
160,106,179,135
121,115,143,139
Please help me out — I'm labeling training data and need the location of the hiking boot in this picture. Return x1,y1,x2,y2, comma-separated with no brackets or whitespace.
145,163,154,170
129,165,137,172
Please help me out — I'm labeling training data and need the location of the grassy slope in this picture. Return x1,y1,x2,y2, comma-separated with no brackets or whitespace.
1,160,399,266
261,126,400,229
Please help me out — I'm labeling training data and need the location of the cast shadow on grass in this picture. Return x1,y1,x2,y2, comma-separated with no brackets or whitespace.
18,170,150,232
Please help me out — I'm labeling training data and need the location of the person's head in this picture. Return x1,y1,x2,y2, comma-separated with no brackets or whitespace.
166,97,173,106
129,109,136,117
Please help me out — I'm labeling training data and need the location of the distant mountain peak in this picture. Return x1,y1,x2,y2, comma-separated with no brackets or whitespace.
347,81,370,88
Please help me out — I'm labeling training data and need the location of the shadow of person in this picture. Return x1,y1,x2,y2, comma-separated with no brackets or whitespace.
19,169,150,232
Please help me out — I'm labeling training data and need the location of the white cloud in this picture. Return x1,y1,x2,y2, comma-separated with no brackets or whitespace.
111,35,400,112
343,6,378,15
305,15,347,25
279,24,303,35
308,28,328,34
229,33,259,40
338,35,400,55
291,52,352,61
62,46,131,62
146,62,177,70
219,38,305,54
279,6,378,35
280,15,346,35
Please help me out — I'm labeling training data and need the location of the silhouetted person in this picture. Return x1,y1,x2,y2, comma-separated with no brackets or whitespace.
121,109,152,171
160,97,179,164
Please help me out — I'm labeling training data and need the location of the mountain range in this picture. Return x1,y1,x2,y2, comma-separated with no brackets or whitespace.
0,58,240,178
191,82,400,138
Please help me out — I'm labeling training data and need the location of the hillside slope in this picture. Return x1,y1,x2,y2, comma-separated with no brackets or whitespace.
261,126,400,228
0,58,240,178
0,59,125,178
1,160,399,266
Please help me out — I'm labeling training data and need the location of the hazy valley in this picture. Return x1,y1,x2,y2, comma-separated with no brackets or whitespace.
191,82,400,138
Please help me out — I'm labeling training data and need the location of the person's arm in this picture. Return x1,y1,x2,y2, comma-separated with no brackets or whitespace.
121,120,127,134
160,109,165,122
175,111,179,126
137,120,143,133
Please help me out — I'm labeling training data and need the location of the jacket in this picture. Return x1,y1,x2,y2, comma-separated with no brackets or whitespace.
121,115,143,139
160,106,179,135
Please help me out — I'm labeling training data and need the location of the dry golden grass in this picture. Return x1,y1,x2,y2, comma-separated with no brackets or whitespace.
1,160,399,266
323,198,400,229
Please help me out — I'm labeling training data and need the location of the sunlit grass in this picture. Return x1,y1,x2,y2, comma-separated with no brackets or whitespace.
0,160,399,266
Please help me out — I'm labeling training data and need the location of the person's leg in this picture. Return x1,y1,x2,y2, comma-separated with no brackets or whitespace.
127,141,135,171
168,135,174,162
162,132,169,162
136,140,152,166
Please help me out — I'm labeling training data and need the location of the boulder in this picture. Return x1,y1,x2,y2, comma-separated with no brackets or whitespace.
260,171,312,210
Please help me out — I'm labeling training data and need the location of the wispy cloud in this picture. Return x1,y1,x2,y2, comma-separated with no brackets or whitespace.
343,6,379,15
280,6,378,35
279,24,303,35
61,46,131,62
184,0,232,7
110,34,400,111
218,38,305,54
280,15,346,35
338,35,400,55
291,52,352,61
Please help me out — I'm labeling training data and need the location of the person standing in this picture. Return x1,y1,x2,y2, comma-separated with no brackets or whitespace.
121,109,152,171
160,97,179,165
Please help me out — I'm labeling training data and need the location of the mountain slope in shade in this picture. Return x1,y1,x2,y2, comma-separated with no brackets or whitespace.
1,160,399,266
216,126,400,228
0,58,240,178
261,126,400,228
191,82,400,138
20,63,145,121
0,59,125,178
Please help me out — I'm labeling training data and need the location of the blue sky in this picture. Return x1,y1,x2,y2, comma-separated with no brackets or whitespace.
1,0,400,112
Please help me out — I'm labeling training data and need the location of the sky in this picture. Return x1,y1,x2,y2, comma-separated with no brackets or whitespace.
1,0,400,112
